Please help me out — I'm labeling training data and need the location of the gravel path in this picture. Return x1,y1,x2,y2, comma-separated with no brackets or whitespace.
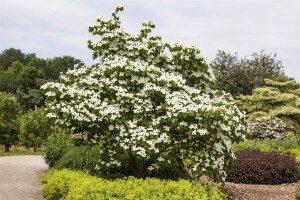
0,155,48,200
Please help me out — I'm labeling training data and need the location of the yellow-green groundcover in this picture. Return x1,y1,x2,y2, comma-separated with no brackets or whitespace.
41,169,228,200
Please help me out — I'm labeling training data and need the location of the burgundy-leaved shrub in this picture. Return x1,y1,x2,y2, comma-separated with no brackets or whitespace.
226,149,300,184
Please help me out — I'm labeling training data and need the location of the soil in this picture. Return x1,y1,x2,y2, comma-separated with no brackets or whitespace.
224,181,300,200
0,155,48,200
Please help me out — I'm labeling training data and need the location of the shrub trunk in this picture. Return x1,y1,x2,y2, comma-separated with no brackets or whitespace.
4,144,10,152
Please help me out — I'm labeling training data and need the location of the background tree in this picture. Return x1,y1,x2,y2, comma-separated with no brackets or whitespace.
0,48,83,111
236,76,300,134
0,61,46,111
210,50,284,98
27,57,48,71
0,48,35,70
43,6,247,182
44,56,83,80
0,92,21,152
19,108,51,151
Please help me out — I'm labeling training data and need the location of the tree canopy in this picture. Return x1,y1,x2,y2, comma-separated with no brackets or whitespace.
0,92,21,152
210,50,284,98
42,6,247,182
0,48,36,71
19,107,51,151
0,48,83,111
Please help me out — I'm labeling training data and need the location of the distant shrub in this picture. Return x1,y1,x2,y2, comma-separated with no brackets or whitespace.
44,127,73,168
19,108,51,152
233,138,300,152
41,169,228,200
226,149,300,184
289,148,300,162
232,138,300,171
233,139,274,152
247,117,286,140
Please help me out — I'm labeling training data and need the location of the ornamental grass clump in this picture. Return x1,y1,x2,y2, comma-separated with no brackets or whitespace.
226,149,300,184
42,5,247,182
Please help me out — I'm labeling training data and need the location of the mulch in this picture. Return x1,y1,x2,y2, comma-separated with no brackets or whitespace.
223,182,299,200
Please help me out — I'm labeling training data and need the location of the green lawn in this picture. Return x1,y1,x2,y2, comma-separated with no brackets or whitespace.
0,145,45,156
0,151,45,156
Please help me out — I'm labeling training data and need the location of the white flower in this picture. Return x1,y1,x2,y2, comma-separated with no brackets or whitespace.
157,157,164,162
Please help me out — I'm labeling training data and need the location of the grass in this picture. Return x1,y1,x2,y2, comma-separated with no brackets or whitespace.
0,145,46,156
0,151,45,156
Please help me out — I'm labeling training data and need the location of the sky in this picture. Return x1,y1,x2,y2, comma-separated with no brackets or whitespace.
0,0,299,81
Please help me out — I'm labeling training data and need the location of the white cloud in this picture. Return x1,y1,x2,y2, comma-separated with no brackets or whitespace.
0,0,299,81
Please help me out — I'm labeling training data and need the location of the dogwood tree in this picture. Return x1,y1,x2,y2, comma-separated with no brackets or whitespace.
42,5,247,181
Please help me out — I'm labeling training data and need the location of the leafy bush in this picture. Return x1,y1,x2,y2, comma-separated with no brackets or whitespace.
289,149,300,162
0,92,21,152
44,127,73,168
226,149,300,184
296,185,300,200
247,117,286,140
19,107,51,151
233,138,300,152
233,139,274,152
41,169,228,200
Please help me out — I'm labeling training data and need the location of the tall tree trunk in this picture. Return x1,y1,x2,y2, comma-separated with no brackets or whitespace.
4,144,10,152
33,146,37,152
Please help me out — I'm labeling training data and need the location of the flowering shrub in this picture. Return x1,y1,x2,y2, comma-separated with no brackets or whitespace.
247,116,286,140
42,5,247,181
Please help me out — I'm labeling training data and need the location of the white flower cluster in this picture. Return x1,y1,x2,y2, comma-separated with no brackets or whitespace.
42,5,247,182
248,116,286,140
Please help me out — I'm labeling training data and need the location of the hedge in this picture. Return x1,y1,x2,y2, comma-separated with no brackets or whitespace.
41,169,228,200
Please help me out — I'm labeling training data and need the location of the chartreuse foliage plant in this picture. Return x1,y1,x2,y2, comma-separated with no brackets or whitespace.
41,169,228,200
42,5,247,182
236,76,300,134
296,185,300,200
